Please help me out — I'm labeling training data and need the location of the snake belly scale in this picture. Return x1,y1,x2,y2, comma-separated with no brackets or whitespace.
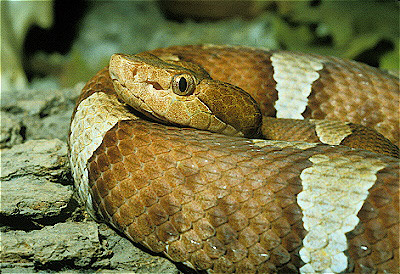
69,45,399,273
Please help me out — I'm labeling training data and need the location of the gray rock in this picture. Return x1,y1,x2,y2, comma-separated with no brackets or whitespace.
1,176,73,221
1,139,73,224
0,222,111,269
1,85,80,116
0,111,23,148
1,221,180,273
23,109,74,142
0,266,37,273
1,85,82,143
15,99,48,116
1,139,69,181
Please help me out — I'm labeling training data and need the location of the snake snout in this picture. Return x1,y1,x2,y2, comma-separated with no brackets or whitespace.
109,54,139,85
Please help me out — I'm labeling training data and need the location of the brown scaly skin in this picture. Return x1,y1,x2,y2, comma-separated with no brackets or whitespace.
85,116,399,273
69,45,400,273
149,45,400,148
261,117,399,158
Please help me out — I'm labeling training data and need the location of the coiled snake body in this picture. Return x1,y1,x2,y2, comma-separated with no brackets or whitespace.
69,45,399,273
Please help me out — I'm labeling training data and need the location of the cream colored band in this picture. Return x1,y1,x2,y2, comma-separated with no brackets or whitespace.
69,92,137,216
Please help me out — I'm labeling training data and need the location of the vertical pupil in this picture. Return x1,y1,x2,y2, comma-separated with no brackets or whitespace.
179,77,187,92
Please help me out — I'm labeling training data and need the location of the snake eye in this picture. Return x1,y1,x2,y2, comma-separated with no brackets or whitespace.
172,74,195,95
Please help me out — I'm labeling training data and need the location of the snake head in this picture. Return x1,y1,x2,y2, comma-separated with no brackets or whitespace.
109,52,262,137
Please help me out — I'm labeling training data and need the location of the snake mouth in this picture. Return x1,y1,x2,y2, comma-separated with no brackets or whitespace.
134,106,174,126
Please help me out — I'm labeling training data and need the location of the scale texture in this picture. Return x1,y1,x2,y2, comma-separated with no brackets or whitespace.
69,45,399,273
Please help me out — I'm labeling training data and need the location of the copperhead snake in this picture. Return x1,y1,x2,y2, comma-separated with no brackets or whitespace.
69,45,399,273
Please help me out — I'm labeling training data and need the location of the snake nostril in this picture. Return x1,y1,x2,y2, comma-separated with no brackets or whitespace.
145,80,163,90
